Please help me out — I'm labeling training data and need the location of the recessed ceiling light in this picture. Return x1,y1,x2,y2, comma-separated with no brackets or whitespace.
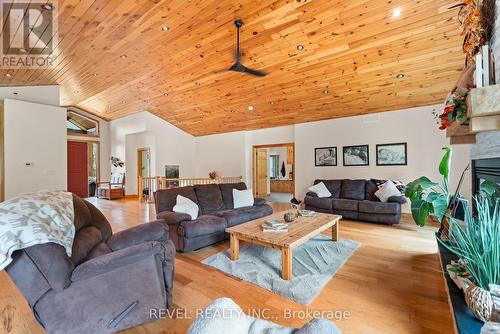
120,54,127,58
297,44,304,50
41,4,54,11
195,82,201,86
396,73,405,79
93,73,98,76
161,26,169,31
163,92,168,96
270,101,275,105
323,90,329,94
392,8,401,18
248,105,254,111
5,73,12,77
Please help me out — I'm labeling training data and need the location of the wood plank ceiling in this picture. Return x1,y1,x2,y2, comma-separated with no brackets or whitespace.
0,0,465,136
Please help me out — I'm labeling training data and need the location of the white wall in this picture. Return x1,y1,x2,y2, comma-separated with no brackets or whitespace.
0,85,60,106
67,107,111,182
4,99,67,199
294,105,471,209
194,105,471,212
109,112,195,195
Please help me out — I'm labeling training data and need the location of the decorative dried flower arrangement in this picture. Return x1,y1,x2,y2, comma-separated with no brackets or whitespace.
435,0,495,130
450,0,495,65
208,170,220,180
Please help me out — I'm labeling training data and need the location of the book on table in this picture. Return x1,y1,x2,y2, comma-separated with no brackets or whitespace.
262,220,288,232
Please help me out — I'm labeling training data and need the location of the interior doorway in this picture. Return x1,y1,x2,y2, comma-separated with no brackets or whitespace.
252,143,295,203
137,147,151,196
67,140,100,198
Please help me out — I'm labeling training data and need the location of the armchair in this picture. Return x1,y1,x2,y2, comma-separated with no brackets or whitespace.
97,172,126,199
6,195,175,334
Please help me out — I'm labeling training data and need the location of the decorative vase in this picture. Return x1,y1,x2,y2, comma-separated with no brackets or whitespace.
283,212,295,223
463,282,493,322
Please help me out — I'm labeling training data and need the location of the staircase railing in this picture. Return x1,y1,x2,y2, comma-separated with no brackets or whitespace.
139,176,243,203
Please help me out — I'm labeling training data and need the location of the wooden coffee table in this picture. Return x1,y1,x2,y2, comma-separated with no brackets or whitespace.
225,210,342,280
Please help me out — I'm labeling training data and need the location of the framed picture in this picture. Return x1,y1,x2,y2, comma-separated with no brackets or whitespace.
376,143,407,166
315,147,337,166
343,145,369,166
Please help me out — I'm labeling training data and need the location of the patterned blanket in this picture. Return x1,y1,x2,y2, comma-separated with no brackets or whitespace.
0,191,75,270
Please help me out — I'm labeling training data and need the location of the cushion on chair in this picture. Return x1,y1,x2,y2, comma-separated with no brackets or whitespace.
340,180,366,200
314,179,342,198
219,182,247,209
178,215,227,238
359,200,400,215
332,199,359,211
215,205,273,227
194,184,225,215
70,227,104,265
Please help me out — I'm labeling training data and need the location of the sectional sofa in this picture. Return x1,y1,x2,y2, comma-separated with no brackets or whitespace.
304,179,406,224
154,182,273,252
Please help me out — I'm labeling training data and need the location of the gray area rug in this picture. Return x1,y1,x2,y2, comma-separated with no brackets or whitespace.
202,235,360,305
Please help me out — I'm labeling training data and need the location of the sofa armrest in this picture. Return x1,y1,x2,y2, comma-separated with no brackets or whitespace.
305,192,318,198
107,221,168,251
388,196,407,204
71,241,161,282
156,211,192,225
254,198,266,206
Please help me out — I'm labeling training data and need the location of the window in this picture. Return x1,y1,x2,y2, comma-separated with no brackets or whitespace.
67,111,99,136
269,155,279,178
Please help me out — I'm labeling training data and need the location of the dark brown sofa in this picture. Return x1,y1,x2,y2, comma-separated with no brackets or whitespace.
154,182,273,252
6,195,175,334
305,179,406,224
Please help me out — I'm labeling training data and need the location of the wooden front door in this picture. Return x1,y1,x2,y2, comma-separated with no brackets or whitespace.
255,148,268,197
67,141,88,198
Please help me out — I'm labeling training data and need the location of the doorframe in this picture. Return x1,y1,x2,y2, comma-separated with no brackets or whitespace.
0,101,4,202
252,143,295,198
137,147,151,195
67,139,101,184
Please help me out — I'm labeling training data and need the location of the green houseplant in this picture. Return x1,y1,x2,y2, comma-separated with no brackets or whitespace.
405,147,452,226
439,196,500,322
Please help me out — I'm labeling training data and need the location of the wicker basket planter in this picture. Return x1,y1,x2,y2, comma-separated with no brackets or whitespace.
464,282,494,322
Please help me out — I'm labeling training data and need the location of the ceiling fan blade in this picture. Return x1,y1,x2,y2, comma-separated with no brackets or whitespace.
242,66,267,77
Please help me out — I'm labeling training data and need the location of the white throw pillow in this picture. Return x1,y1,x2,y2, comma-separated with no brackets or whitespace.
233,189,254,208
308,182,332,198
375,181,402,203
173,195,199,220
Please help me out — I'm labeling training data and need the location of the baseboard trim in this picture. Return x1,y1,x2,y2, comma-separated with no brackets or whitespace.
125,194,139,199
401,213,440,228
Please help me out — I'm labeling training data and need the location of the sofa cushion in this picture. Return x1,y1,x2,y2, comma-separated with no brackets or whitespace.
314,179,342,198
219,183,247,209
70,226,104,265
194,184,225,215
331,209,358,220
365,180,380,202
340,180,366,200
388,196,407,204
304,196,333,210
177,215,227,238
155,187,199,213
359,200,400,215
358,212,400,224
215,205,273,227
332,198,359,211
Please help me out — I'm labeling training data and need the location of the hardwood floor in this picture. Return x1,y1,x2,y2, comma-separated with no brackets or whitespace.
0,198,455,334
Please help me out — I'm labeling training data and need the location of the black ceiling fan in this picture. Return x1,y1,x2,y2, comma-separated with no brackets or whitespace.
226,19,267,77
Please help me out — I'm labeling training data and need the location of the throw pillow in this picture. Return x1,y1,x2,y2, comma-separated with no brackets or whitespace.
233,189,254,208
371,178,406,194
308,182,332,198
173,195,199,220
375,181,402,203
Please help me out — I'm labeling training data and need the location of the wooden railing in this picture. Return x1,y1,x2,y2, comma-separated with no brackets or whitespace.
139,176,243,203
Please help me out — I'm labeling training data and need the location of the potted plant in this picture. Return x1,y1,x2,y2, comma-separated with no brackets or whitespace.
208,170,219,181
439,196,500,322
405,147,452,227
